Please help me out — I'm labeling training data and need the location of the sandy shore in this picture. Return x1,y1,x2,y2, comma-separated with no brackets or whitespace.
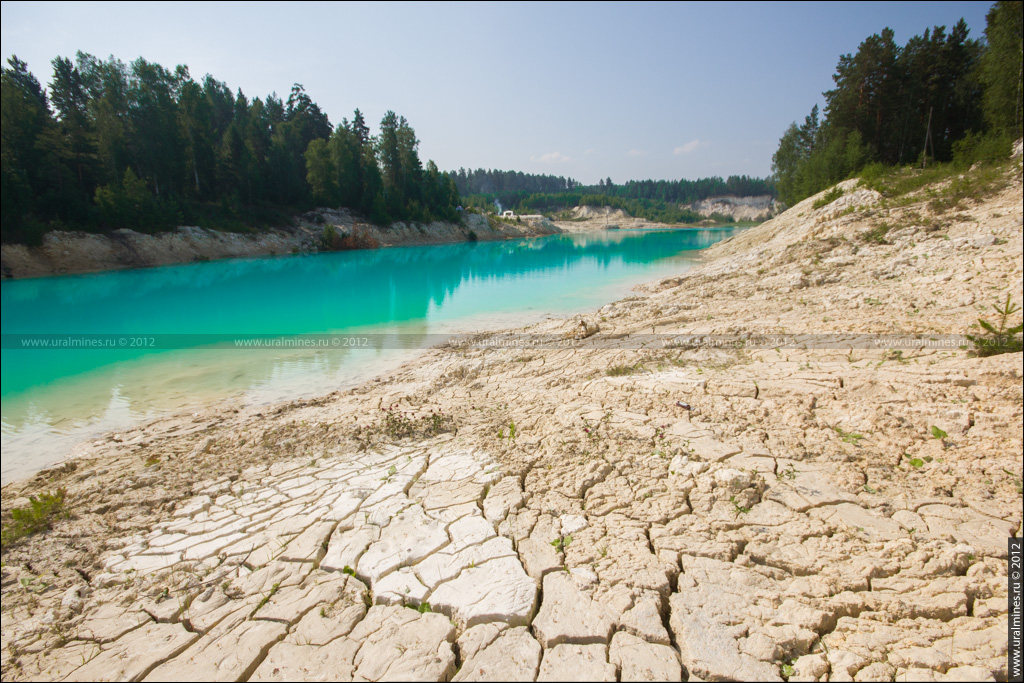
550,206,694,234
1,164,1021,681
548,203,765,235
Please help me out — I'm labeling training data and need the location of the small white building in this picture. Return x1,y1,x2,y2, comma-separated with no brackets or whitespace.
501,210,515,219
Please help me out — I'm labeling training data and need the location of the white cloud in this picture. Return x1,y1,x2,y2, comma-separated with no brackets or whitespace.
674,139,709,155
532,152,570,164
626,148,647,157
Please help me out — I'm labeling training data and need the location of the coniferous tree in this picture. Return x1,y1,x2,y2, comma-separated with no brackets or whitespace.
49,56,94,201
980,1,1024,137
771,13,1002,207
2,52,471,242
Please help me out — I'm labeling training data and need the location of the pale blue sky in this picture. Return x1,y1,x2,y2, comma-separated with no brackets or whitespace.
1,1,993,183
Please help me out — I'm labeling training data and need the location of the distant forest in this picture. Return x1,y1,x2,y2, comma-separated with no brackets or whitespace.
2,51,781,246
1,53,460,244
773,1,1023,206
454,170,775,223
10,4,1015,247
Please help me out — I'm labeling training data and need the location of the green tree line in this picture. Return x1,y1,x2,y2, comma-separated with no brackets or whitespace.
587,175,774,204
456,172,775,223
773,2,1023,206
453,168,580,196
1,52,460,244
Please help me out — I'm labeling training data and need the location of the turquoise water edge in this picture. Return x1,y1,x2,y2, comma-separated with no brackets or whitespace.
1,227,740,483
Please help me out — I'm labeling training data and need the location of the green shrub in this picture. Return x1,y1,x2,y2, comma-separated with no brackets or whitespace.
1,488,69,547
952,131,1012,170
321,224,339,249
1,217,52,247
606,363,642,377
376,405,455,440
94,169,180,233
812,185,844,209
860,144,1014,206
857,162,889,186
966,294,1023,357
861,222,891,244
860,164,951,198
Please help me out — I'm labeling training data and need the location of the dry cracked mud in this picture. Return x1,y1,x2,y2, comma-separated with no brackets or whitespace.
2,161,1022,682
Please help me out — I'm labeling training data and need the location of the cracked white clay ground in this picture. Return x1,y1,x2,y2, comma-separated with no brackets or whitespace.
2,165,1022,682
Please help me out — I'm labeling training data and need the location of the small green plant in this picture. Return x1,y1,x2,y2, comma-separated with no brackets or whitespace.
904,454,925,469
376,405,456,441
1002,468,1022,494
930,425,948,440
381,406,416,439
651,424,671,459
416,601,432,614
861,222,891,244
498,420,517,445
780,662,795,679
1,488,69,547
965,294,1023,357
426,412,451,435
812,185,844,210
730,496,751,517
19,576,49,593
776,464,798,481
883,349,908,364
342,566,356,576
580,413,612,447
255,582,281,612
144,455,161,467
606,363,642,377
832,426,864,445
550,535,573,552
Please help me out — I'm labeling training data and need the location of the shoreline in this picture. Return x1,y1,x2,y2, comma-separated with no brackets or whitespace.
0,208,749,281
0,228,728,485
0,211,559,281
2,170,1021,682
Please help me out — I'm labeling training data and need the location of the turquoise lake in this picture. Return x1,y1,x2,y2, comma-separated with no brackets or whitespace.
0,227,740,482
